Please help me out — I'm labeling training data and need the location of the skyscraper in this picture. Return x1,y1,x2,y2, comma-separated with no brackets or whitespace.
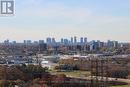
97,40,100,48
4,39,9,45
39,40,44,44
24,40,26,44
61,38,64,43
107,40,114,48
74,36,77,44
71,37,73,44
46,37,52,44
27,40,31,44
113,41,118,48
64,39,69,45
12,41,16,44
52,38,56,44
80,37,84,44
24,40,31,44
90,40,98,51
84,37,87,44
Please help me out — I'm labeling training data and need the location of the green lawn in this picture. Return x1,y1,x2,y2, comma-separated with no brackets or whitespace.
49,70,91,77
111,84,130,87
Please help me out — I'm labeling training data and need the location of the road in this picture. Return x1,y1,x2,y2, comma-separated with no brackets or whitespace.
66,75,130,84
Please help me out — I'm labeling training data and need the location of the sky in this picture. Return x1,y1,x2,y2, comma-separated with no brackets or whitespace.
0,0,130,42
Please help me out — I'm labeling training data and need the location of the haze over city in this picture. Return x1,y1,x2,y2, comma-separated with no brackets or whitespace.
0,0,130,87
0,0,130,42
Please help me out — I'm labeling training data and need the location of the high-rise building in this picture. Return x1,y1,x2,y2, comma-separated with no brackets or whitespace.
24,40,26,44
23,40,31,44
84,37,87,44
64,39,69,45
113,41,118,48
107,40,118,48
52,38,56,43
90,40,98,51
34,41,38,44
4,39,9,44
61,38,64,43
12,41,16,44
107,40,114,48
39,40,44,44
74,36,77,44
90,43,94,51
80,37,84,44
27,40,31,44
71,37,73,44
97,40,101,48
46,37,52,44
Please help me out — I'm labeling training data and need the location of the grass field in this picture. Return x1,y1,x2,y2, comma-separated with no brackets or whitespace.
49,70,91,77
111,84,130,87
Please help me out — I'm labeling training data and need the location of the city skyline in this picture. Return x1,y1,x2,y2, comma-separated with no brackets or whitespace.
0,37,126,43
0,0,130,42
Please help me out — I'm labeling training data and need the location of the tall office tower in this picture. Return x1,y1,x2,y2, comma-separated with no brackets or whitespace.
80,37,84,44
24,40,26,44
100,42,104,48
26,40,32,44
97,40,104,48
39,40,44,44
113,41,118,48
64,39,69,45
4,39,10,45
46,37,52,44
90,40,98,51
84,37,87,44
74,36,77,44
12,41,16,44
71,37,73,44
52,38,56,43
34,41,39,44
90,41,95,51
61,38,64,43
97,40,101,48
107,40,114,48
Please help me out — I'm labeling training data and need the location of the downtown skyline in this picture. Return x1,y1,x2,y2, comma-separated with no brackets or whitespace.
0,37,126,44
0,0,130,42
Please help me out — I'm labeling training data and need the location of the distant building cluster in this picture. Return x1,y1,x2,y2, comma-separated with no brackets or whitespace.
1,37,130,54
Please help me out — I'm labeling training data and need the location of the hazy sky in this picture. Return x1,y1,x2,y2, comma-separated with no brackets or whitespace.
0,0,130,42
